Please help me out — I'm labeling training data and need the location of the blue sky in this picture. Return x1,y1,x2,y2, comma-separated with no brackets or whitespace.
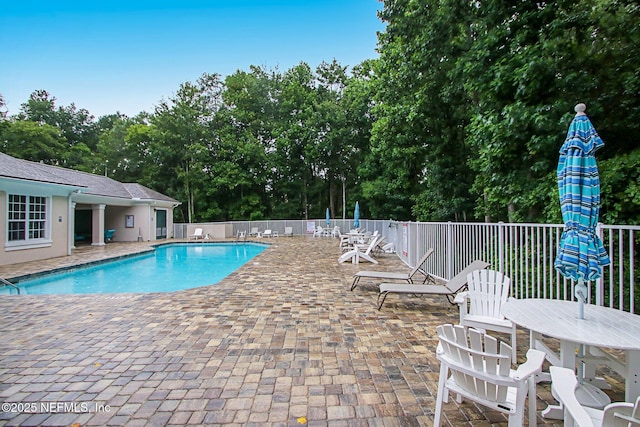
1,1,384,118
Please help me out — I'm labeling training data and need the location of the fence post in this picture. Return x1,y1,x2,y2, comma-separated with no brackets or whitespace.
595,222,605,306
498,222,505,273
447,221,453,279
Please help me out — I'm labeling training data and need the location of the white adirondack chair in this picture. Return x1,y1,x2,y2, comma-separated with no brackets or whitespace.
550,366,640,427
337,230,351,250
434,324,545,427
454,269,518,362
338,235,381,265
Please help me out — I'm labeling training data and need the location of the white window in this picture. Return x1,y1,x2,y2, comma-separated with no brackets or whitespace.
7,194,49,242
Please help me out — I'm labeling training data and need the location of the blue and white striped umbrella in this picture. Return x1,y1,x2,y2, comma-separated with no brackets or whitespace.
554,104,610,282
353,201,360,229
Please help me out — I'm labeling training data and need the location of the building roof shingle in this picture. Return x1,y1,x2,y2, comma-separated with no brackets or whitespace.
0,152,179,204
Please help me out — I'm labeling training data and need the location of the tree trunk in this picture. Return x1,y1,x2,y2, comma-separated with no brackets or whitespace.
341,176,346,220
303,177,308,220
484,191,491,223
328,179,336,221
507,202,516,223
185,160,193,223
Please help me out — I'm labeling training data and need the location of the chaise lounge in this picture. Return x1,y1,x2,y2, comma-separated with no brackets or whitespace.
189,228,204,240
376,259,490,309
350,248,435,291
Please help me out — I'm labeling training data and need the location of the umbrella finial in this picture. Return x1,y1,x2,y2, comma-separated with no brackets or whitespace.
575,103,587,116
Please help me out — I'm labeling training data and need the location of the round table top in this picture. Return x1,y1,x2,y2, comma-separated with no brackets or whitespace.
502,298,640,351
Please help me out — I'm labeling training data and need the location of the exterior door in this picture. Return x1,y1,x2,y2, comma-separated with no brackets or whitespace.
155,209,167,239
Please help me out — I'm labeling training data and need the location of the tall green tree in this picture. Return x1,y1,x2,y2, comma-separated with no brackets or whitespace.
313,59,349,218
0,93,7,119
17,90,98,171
272,62,319,219
368,0,474,221
465,1,640,222
0,120,66,163
217,66,275,220
336,59,377,219
150,73,223,222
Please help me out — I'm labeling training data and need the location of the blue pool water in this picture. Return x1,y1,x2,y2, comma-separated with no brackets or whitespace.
8,243,267,295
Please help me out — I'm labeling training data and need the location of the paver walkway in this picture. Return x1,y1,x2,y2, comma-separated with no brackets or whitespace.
0,237,623,426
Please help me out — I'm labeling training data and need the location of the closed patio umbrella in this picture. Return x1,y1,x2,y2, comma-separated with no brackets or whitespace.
554,103,610,319
554,103,612,409
326,208,331,226
353,201,360,229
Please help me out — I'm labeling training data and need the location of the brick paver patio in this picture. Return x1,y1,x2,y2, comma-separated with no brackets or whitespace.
0,237,623,426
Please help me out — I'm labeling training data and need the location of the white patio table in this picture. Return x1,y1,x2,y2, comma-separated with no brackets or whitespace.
502,298,640,417
346,231,366,244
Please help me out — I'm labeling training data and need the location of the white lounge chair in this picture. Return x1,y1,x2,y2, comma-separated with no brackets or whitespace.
377,260,490,309
313,226,324,237
263,229,273,238
454,269,518,363
189,228,204,240
338,235,382,265
550,366,640,427
350,248,435,291
284,226,293,237
434,324,545,427
249,227,259,237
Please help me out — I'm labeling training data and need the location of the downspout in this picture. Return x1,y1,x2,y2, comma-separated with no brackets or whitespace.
68,190,81,255
148,201,157,241
68,198,74,255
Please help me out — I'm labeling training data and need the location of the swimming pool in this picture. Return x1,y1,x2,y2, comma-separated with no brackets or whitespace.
5,243,267,295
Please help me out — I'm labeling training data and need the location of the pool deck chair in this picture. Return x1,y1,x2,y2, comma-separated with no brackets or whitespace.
454,269,518,363
434,324,544,427
377,260,490,310
189,228,204,240
350,248,435,291
550,366,640,427
284,226,293,237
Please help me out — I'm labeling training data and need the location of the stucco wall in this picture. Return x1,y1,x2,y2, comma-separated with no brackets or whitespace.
104,205,174,242
106,205,150,242
0,194,69,266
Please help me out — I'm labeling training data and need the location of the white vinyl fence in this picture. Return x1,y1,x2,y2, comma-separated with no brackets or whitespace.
386,221,638,315
175,219,639,314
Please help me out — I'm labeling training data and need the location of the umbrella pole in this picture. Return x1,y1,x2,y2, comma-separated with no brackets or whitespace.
575,277,587,319
573,277,611,409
